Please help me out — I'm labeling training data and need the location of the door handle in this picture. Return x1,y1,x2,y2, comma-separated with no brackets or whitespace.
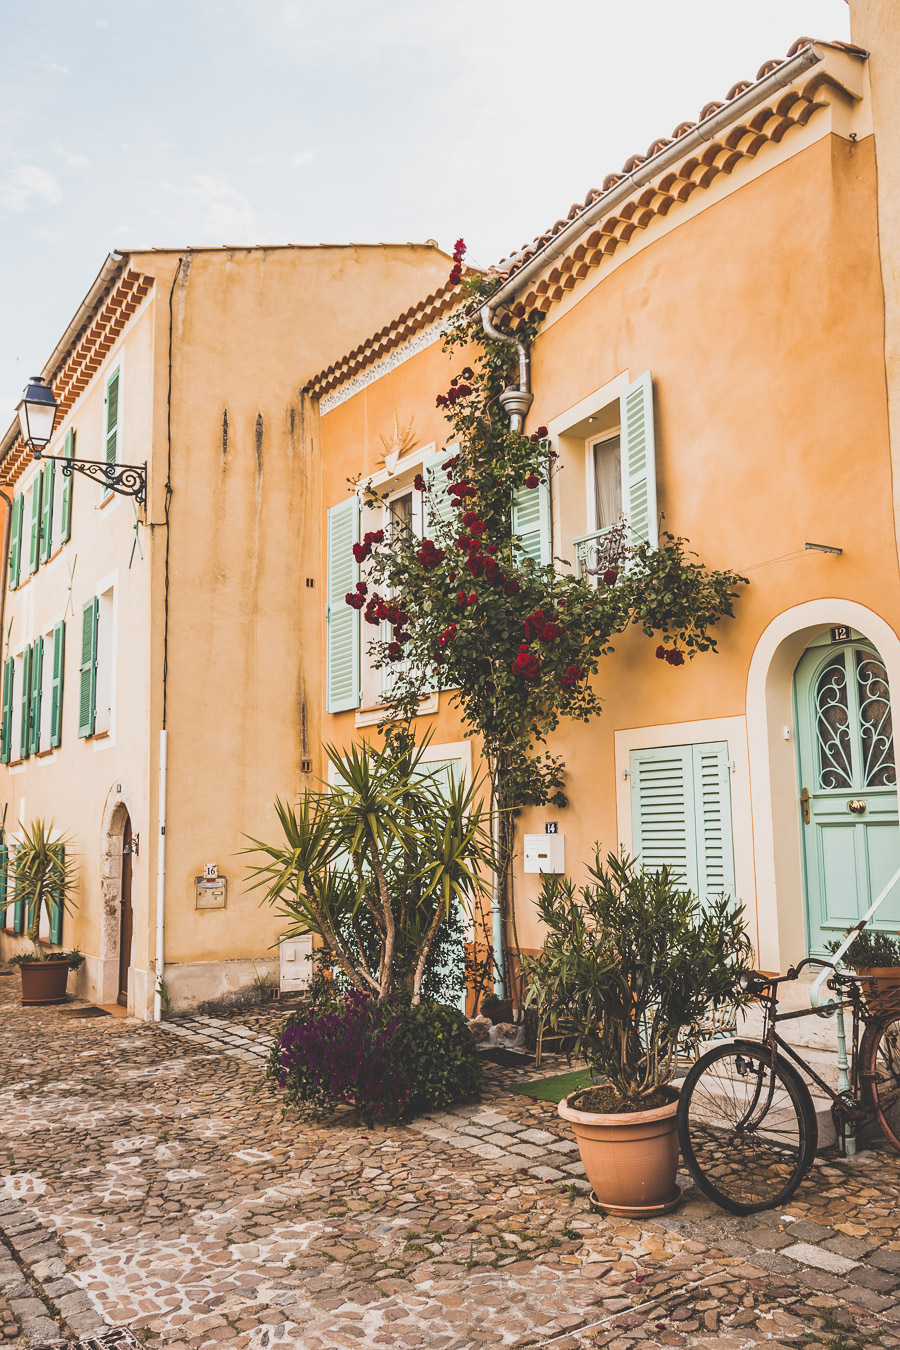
800,787,811,825
848,799,867,815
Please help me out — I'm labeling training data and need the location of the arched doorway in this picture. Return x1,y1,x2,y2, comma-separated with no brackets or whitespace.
118,813,134,1006
794,637,900,956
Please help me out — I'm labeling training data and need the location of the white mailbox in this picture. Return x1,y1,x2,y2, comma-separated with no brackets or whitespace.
279,933,314,992
523,833,565,874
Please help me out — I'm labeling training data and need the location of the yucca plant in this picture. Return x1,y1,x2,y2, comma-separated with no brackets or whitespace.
10,819,79,961
245,731,494,1003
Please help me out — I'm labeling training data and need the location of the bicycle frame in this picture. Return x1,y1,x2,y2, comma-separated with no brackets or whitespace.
748,961,869,1151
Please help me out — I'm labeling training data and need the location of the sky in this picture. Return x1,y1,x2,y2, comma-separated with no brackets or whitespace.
0,0,851,420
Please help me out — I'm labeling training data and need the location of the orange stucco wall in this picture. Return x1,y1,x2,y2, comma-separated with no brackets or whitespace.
320,126,895,972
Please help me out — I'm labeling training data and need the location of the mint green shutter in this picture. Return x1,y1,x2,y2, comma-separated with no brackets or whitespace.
0,840,7,928
50,622,65,748
79,598,99,738
630,741,735,904
49,845,64,945
8,494,23,589
620,371,658,548
424,445,458,536
0,657,13,763
512,471,551,565
29,636,43,755
60,428,74,542
12,847,24,934
326,498,360,713
20,644,32,759
28,476,42,575
40,462,54,563
106,369,120,467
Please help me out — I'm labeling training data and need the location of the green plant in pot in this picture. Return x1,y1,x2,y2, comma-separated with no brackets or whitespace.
523,850,751,1216
6,820,80,1005
826,928,900,1005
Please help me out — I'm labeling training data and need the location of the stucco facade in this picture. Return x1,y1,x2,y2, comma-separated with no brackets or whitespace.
314,38,900,988
0,242,454,1016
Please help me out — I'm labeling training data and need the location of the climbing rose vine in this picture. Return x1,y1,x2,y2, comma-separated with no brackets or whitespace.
344,245,748,995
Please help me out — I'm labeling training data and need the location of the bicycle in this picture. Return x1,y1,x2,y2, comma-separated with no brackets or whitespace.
676,957,900,1214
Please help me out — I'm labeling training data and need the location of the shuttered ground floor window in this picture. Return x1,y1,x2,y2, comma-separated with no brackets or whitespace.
630,741,736,904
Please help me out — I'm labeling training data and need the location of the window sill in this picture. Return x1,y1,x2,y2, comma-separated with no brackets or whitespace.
7,757,24,768
99,490,116,510
356,692,439,727
92,728,111,741
35,747,55,759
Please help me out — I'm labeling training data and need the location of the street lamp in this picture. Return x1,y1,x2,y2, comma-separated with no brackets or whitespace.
15,376,148,506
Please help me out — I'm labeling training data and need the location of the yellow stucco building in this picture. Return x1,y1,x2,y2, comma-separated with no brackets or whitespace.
312,31,900,995
0,242,454,1015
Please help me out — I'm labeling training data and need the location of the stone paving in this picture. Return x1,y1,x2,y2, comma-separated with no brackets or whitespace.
1,974,899,1350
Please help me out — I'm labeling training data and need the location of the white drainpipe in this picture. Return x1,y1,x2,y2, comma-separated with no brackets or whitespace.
153,728,168,1021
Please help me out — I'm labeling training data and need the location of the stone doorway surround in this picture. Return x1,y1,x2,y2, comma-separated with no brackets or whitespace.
95,784,141,1010
747,600,900,976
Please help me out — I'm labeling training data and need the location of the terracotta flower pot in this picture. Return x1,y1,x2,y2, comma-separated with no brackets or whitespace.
855,966,900,1015
19,960,71,1006
558,1090,681,1217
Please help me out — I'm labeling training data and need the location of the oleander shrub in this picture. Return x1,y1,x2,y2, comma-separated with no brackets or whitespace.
268,987,481,1123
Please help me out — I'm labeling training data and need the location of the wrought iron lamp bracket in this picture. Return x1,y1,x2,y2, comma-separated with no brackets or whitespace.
37,453,147,507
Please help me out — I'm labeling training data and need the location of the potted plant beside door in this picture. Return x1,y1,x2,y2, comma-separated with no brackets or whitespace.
523,851,751,1216
7,820,81,1005
827,929,900,1010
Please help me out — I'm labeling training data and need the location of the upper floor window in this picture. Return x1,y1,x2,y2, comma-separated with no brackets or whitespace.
590,433,622,532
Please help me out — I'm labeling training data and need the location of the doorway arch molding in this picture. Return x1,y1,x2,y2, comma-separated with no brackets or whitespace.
746,600,900,975
98,782,140,1007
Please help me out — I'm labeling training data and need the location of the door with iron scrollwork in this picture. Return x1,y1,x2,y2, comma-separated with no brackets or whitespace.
795,641,900,955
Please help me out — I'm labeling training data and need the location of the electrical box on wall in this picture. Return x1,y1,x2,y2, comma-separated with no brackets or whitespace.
523,834,565,874
195,876,227,910
280,933,314,992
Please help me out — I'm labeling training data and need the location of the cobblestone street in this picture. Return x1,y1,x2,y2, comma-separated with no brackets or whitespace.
1,973,899,1350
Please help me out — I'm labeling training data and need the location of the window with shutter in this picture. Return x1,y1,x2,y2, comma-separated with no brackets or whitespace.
29,636,43,756
512,471,551,565
59,428,74,542
28,476,42,575
50,622,65,748
0,657,13,764
326,498,360,713
12,846,24,935
8,494,23,589
20,645,32,760
620,371,658,548
78,598,99,738
424,445,458,536
106,369,120,468
630,741,735,905
40,462,54,564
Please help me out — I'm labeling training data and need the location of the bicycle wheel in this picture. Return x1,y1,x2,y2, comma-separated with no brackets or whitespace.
862,1011,900,1151
677,1039,818,1214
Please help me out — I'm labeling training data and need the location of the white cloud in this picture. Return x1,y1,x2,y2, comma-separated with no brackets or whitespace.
0,165,62,214
95,18,110,26
290,150,315,168
44,63,70,75
53,147,91,169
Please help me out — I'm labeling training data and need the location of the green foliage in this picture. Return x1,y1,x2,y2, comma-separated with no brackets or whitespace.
267,987,481,1123
827,928,900,969
350,259,747,997
245,733,493,1003
8,946,83,968
522,851,752,1108
10,819,78,957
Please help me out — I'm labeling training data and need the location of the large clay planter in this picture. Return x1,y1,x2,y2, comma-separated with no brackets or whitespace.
558,1091,681,1217
19,960,71,1005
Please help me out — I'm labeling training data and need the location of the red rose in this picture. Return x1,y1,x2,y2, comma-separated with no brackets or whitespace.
454,237,466,258
603,569,618,585
462,367,474,380
655,645,667,660
345,592,364,610
388,642,403,660
449,264,462,285
536,426,548,438
355,581,367,594
468,593,477,605
524,474,539,489
560,663,584,688
413,473,426,491
435,393,447,407
538,622,561,643
506,581,520,596
353,542,368,563
470,520,486,536
456,591,467,608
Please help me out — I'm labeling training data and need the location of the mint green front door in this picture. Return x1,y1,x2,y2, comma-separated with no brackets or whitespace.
795,642,900,955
